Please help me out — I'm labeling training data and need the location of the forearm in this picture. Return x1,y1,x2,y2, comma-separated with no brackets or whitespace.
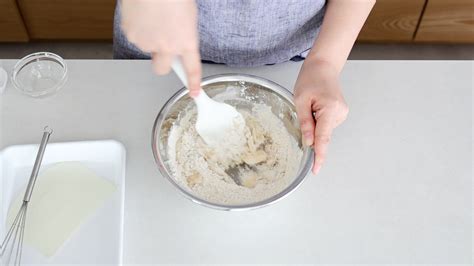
306,0,375,74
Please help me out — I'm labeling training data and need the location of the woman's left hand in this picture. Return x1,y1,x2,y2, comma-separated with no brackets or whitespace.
294,58,349,175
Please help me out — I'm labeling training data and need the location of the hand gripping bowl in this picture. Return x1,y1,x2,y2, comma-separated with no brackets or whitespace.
152,74,313,211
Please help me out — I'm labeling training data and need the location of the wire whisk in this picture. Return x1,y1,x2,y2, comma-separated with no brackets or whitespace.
0,127,53,266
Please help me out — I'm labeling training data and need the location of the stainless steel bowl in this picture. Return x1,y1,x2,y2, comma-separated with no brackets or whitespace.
152,74,313,211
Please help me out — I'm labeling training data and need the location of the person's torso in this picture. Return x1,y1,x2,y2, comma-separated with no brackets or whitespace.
197,0,325,66
114,0,326,66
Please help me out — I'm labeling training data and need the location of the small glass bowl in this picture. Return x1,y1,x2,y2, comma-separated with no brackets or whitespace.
12,52,68,97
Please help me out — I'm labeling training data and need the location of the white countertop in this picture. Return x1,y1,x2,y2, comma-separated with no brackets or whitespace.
0,60,472,264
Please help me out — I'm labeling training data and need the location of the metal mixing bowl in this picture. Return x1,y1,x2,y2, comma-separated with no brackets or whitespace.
152,74,313,211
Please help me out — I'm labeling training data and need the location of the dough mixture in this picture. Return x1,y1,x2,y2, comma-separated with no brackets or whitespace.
167,96,303,205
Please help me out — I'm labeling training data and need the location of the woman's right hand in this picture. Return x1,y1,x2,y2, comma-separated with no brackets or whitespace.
121,0,202,96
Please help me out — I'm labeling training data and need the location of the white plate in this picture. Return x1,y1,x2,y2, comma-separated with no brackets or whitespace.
0,140,125,265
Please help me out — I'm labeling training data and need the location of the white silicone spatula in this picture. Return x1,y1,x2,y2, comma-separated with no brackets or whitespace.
171,58,245,146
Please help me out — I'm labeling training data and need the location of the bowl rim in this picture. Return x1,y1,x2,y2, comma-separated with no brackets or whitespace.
151,73,314,211
11,51,68,98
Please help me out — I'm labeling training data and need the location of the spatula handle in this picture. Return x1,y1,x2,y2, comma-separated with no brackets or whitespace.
172,57,211,105
171,58,189,88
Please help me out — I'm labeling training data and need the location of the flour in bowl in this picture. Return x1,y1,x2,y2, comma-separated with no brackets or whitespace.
166,99,303,205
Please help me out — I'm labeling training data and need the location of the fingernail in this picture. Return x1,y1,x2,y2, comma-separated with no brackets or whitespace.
312,164,321,175
190,90,200,98
304,133,312,146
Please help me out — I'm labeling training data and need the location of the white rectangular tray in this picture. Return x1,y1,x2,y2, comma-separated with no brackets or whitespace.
0,140,125,265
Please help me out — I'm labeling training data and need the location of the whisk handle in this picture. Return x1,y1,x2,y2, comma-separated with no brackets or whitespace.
23,126,53,202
